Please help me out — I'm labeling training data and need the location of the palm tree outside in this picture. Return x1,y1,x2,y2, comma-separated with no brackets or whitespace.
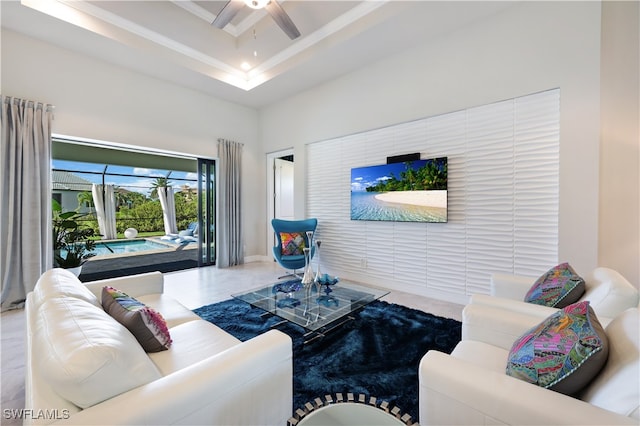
149,177,172,199
77,191,94,213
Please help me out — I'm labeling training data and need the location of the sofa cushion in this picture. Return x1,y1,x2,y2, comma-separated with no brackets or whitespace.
32,268,100,307
579,308,639,418
581,267,640,319
148,320,241,376
33,297,161,408
280,232,305,255
137,293,201,328
102,286,172,352
524,262,585,308
506,301,608,395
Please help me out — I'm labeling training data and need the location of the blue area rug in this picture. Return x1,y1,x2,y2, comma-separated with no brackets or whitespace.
193,298,461,422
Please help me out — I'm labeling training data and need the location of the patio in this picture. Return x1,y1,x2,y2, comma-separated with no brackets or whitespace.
79,241,198,281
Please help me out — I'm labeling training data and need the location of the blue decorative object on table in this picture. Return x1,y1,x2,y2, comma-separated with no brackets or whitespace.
273,280,303,309
317,295,339,308
272,279,303,294
277,297,301,309
316,274,339,294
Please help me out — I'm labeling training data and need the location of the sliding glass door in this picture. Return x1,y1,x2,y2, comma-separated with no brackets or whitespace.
197,159,216,266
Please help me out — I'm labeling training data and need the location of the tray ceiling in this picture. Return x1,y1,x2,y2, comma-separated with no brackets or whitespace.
1,1,516,107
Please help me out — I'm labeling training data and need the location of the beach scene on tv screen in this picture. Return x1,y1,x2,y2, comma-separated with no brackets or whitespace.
350,158,447,222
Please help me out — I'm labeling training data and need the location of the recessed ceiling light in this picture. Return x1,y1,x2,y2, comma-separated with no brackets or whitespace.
244,0,270,10
241,62,252,71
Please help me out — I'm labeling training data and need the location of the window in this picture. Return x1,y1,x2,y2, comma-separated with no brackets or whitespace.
52,138,216,278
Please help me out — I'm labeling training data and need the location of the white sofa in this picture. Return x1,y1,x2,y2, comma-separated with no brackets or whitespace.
469,267,639,320
419,303,639,425
25,268,293,425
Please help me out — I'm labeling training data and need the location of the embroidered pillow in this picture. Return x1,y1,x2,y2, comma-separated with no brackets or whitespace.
102,286,172,352
506,301,608,395
524,262,585,308
280,232,306,255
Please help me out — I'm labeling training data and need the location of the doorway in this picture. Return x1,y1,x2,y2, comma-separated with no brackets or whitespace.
198,158,216,267
51,137,214,280
266,149,294,256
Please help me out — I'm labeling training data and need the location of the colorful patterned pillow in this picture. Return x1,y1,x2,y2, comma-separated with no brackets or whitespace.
524,262,585,308
280,232,306,255
506,301,608,395
101,286,172,352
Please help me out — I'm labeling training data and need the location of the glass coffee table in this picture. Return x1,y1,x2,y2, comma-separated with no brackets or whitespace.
232,278,388,344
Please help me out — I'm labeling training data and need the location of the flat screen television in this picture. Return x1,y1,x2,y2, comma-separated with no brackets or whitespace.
350,157,447,223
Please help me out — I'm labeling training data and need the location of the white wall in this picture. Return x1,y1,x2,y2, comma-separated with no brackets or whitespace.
260,2,604,290
307,90,561,304
1,29,265,258
599,1,640,286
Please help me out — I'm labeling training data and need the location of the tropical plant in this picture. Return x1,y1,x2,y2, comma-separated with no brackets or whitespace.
175,191,198,230
125,200,164,232
149,177,172,199
117,190,148,211
77,191,94,212
52,200,97,268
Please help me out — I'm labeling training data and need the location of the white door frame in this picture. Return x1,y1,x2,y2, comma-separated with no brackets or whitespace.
266,148,294,258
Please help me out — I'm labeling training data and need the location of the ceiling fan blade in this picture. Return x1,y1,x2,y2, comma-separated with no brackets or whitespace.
264,0,301,40
211,0,245,29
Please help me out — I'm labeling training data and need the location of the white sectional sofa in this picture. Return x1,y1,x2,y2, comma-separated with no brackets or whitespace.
469,267,639,320
25,268,293,425
419,303,639,425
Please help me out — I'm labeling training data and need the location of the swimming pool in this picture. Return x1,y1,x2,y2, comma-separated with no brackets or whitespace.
90,239,171,257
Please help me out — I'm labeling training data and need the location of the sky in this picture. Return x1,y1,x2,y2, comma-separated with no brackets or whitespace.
52,159,198,195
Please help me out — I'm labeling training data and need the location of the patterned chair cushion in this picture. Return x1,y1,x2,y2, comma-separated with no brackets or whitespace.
280,232,306,255
524,262,585,308
102,286,172,352
506,300,609,395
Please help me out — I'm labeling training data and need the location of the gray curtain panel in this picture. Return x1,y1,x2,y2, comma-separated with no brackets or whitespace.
1,96,54,311
217,138,244,267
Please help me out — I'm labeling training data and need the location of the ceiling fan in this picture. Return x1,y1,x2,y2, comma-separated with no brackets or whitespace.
212,0,301,40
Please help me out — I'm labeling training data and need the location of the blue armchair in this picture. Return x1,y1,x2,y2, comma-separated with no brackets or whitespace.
271,218,317,278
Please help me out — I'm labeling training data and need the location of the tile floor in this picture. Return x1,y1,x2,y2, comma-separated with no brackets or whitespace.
0,261,464,425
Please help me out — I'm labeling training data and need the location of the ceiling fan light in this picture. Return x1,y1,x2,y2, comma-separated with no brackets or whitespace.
244,0,270,9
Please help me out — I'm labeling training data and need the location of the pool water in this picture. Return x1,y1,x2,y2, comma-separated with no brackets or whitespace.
90,239,170,257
